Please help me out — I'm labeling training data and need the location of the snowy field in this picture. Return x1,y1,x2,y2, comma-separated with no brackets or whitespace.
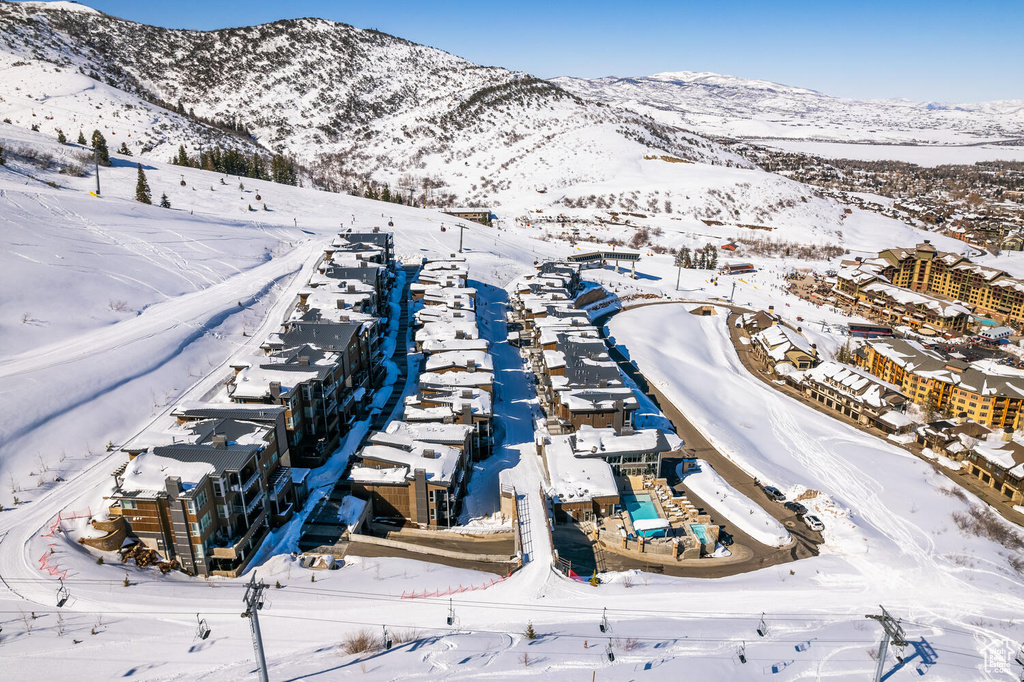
678,460,791,548
1,124,1023,680
752,139,1024,166
607,304,1024,678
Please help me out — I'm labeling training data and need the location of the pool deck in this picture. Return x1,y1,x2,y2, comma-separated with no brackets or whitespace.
603,476,718,554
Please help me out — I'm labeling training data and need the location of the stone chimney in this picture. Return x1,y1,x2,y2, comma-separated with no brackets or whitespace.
613,400,624,434
337,299,346,309
165,476,183,498
270,381,282,400
1003,427,1014,442
298,356,310,366
467,359,476,373
211,434,227,449
461,389,473,399
462,403,473,423
422,448,436,459
957,411,967,424
348,284,356,293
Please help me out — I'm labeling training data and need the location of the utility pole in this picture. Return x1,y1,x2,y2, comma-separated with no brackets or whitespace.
93,145,101,195
459,224,468,254
730,281,736,302
866,606,906,682
242,574,270,682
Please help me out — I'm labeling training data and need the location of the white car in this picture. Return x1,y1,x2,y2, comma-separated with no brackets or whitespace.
803,514,824,532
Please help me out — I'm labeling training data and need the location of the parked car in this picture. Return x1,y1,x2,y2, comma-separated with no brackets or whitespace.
785,501,807,515
803,514,824,532
763,486,786,502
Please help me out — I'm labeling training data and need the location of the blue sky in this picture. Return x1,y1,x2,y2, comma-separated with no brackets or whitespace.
67,0,1023,102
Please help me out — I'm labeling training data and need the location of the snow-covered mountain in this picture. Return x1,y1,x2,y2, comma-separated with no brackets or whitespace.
553,71,1024,145
0,1,749,210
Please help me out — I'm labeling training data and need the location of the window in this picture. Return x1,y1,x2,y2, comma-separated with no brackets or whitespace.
190,522,200,537
213,479,224,497
193,544,204,559
218,504,230,519
186,501,196,515
195,490,208,510
121,500,136,510
200,512,212,533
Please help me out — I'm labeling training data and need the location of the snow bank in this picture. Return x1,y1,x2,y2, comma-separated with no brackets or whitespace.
678,461,791,548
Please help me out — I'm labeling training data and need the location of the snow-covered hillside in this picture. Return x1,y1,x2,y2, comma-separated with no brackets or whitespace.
0,0,746,211
554,71,1024,145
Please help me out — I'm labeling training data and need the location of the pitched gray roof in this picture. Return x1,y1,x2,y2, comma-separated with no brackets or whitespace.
279,321,361,353
152,443,260,475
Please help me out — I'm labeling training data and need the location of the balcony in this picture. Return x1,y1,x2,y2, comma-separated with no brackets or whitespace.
268,466,292,500
209,509,268,560
231,468,260,494
244,493,265,518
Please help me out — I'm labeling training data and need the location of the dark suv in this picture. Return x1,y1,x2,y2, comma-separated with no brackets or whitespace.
784,501,807,515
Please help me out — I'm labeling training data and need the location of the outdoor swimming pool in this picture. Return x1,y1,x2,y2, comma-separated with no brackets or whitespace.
622,494,667,538
690,523,710,545
622,493,659,520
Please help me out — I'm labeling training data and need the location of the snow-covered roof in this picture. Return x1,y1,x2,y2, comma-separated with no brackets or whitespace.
860,281,970,319
415,320,479,343
117,451,215,496
752,324,815,360
558,386,638,412
379,419,474,446
421,337,490,355
544,434,619,504
878,411,915,429
353,428,463,485
419,370,493,391
572,425,678,457
424,350,493,373
798,360,905,408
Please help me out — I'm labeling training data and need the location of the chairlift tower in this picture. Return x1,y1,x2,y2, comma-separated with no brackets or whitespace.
866,606,907,682
242,574,270,682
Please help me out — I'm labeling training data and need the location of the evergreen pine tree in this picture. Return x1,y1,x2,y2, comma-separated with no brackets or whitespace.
134,163,152,204
118,142,132,156
91,130,110,166
380,184,391,203
159,192,171,208
56,129,67,145
77,130,87,145
174,144,189,167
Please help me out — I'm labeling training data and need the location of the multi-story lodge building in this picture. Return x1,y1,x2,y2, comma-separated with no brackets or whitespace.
857,338,1024,430
835,241,1024,331
348,421,474,528
107,416,294,577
